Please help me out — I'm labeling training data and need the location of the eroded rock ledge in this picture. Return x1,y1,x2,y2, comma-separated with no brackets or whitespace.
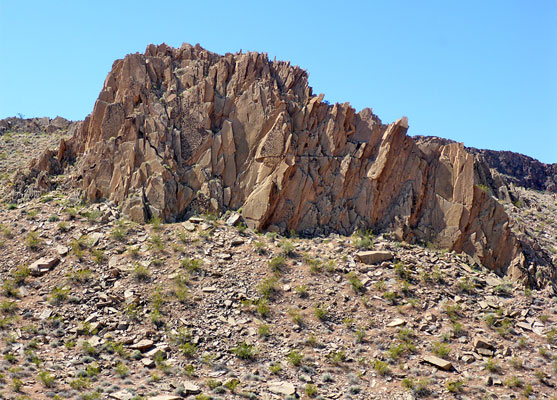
26,43,531,278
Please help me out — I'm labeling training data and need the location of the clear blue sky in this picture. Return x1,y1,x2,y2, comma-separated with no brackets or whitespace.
1,1,556,163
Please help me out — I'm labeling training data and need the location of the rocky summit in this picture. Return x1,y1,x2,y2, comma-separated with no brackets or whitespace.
16,43,554,284
0,43,556,400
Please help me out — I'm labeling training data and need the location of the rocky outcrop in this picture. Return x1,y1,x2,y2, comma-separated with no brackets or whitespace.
0,116,78,136
28,43,529,276
469,149,557,193
414,136,557,194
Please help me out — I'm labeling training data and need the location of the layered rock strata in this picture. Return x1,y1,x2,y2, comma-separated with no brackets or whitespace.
28,43,529,276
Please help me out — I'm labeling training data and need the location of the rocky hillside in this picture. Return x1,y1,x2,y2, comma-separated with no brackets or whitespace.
17,43,545,283
0,189,555,400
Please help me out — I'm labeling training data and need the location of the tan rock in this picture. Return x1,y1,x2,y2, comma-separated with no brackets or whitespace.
55,245,69,256
473,337,494,351
268,381,296,395
356,251,394,265
387,318,406,327
182,381,201,395
109,390,133,400
131,339,154,351
29,257,59,276
423,355,452,371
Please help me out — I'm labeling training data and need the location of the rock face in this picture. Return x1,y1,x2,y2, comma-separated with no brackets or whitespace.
33,43,527,274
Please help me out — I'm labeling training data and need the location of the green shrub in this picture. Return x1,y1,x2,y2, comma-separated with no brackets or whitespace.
304,383,317,397
256,299,270,317
115,362,129,378
180,342,198,358
110,225,128,242
431,341,451,358
288,308,304,326
446,380,464,393
38,370,56,387
223,378,240,392
286,350,303,366
268,256,286,273
149,233,164,251
313,304,328,321
257,276,278,300
279,239,295,257
352,229,373,250
11,265,30,285
0,300,17,315
12,377,23,392
253,240,266,254
484,358,499,373
294,285,308,298
347,272,364,293
382,291,398,304
504,375,523,388
133,264,150,281
258,324,270,338
181,257,203,273
327,350,346,365
372,359,390,376
232,342,257,360
81,341,98,357
25,231,41,250
49,286,69,305
269,362,281,374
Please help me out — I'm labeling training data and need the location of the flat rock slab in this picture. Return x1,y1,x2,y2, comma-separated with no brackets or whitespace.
516,321,532,331
38,308,53,320
131,339,154,351
485,276,504,286
226,213,243,226
473,337,494,350
268,381,296,395
109,390,134,400
355,251,393,265
149,396,181,400
423,355,452,371
387,318,406,327
141,358,155,368
182,381,201,394
29,257,60,276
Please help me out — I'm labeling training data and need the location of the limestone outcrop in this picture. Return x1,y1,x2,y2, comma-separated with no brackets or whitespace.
29,43,528,275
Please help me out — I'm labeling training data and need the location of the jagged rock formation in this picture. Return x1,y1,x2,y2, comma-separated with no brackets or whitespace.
26,43,531,277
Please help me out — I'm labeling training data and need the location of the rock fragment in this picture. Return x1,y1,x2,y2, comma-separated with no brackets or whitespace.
422,355,452,371
29,256,59,276
355,251,394,265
